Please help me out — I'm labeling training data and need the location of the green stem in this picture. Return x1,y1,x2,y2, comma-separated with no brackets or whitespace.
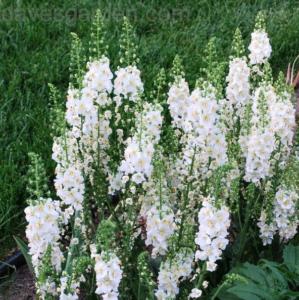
211,281,226,300
97,106,101,169
159,163,163,217
237,202,242,231
34,159,40,198
178,147,196,242
195,262,207,288
137,279,141,300
236,192,260,263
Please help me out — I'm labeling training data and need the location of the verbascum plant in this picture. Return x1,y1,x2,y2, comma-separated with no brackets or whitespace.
23,10,298,300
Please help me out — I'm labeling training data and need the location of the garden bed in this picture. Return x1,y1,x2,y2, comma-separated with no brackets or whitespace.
0,265,35,300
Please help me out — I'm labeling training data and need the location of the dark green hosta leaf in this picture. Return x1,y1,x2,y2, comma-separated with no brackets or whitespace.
278,290,299,299
227,282,278,300
283,244,299,274
216,247,299,300
260,259,288,289
235,263,269,286
216,290,241,300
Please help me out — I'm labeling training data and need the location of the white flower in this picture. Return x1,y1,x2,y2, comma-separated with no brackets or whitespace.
226,57,250,116
60,293,78,300
243,86,278,183
110,103,162,193
257,211,276,246
102,292,119,300
274,188,298,241
25,198,62,275
244,129,275,183
269,91,296,147
248,30,272,64
169,83,228,190
189,288,202,298
156,251,194,299
206,261,217,272
132,172,146,184
145,205,176,257
258,187,298,245
54,165,85,212
83,57,113,93
167,77,190,129
114,65,143,101
93,251,122,298
195,199,230,272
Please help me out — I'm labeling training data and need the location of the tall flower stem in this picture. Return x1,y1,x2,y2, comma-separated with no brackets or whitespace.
178,147,196,243
235,191,260,264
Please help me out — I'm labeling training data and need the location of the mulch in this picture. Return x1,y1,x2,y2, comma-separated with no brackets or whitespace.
0,265,35,300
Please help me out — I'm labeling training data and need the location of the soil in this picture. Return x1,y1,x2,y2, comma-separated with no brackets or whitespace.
0,265,35,300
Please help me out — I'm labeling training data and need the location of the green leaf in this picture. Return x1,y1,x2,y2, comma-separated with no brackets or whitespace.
227,290,260,300
236,263,269,286
283,244,299,274
228,283,277,300
260,259,288,288
217,290,242,300
13,236,34,275
279,290,299,299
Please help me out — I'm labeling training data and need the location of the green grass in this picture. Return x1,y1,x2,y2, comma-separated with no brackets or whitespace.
0,0,298,252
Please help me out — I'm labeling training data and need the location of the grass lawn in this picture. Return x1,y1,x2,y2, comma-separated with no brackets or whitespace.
0,0,298,253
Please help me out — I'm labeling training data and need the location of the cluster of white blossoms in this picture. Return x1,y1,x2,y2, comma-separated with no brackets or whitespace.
248,30,272,65
25,198,63,274
91,247,122,300
54,166,85,212
259,188,299,245
243,84,295,183
257,210,277,246
167,77,190,129
110,103,163,191
184,86,218,138
155,251,194,300
79,58,112,135
59,273,87,300
242,86,275,183
52,131,78,169
66,57,113,132
171,84,228,187
269,92,296,147
244,129,276,183
145,204,176,257
226,57,250,116
274,188,298,241
64,58,114,176
83,58,113,93
114,65,144,102
195,199,230,272
65,88,81,130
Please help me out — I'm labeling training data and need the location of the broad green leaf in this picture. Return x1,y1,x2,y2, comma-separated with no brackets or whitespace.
13,236,34,275
217,288,243,300
228,283,278,300
283,244,299,274
227,290,260,300
236,263,269,286
279,290,299,299
260,259,288,288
